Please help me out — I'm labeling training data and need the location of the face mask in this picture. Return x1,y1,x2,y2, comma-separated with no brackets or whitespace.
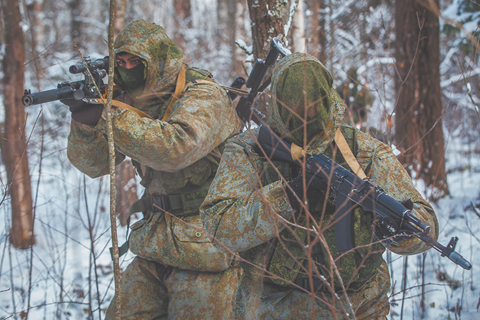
117,62,146,98
276,61,331,144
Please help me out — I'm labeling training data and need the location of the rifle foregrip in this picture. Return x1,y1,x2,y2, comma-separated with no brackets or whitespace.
448,251,472,270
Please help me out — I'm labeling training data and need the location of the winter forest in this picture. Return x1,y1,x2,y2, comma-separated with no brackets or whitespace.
0,0,480,319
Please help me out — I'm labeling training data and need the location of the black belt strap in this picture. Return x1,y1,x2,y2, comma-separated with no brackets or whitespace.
111,190,208,260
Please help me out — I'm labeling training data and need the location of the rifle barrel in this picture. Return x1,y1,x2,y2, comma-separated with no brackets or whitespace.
22,86,75,107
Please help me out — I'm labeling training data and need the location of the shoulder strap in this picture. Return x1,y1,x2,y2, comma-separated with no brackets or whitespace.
334,127,366,179
89,65,187,122
87,98,153,119
161,65,186,121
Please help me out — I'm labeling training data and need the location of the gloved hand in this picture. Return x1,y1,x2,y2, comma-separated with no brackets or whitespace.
286,158,327,214
373,200,414,244
60,99,104,126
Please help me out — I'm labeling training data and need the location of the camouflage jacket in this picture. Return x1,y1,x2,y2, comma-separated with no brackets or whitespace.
67,20,241,270
200,53,439,289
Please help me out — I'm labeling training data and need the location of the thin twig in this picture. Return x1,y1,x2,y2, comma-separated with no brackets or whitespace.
106,1,122,318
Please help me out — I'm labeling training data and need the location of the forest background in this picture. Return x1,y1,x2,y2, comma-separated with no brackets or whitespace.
0,0,479,319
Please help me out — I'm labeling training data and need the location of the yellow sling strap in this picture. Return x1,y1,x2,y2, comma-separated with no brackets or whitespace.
290,127,366,179
90,65,187,121
110,100,153,119
87,98,153,119
161,65,186,121
334,127,366,179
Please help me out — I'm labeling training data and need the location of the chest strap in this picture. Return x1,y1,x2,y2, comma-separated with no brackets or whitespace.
89,65,187,121
334,127,366,178
333,127,366,254
291,128,366,255
161,65,186,121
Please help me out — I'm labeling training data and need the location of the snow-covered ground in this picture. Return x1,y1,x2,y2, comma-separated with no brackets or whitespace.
1,1,479,318
0,105,479,319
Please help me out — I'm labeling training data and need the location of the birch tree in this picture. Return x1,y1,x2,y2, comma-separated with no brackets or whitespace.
291,0,306,53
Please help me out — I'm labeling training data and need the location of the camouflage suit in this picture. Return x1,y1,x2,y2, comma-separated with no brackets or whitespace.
67,20,242,319
200,53,439,319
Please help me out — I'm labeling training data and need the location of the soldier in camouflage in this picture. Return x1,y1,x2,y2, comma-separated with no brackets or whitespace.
66,20,242,319
200,53,439,319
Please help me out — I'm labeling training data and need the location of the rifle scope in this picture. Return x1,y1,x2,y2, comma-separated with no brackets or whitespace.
69,57,109,74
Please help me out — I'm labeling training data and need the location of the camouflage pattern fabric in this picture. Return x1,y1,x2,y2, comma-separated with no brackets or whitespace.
200,53,439,319
105,257,243,320
66,20,241,318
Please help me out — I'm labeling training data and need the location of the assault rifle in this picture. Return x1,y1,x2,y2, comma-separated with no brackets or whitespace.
22,56,109,107
234,38,291,124
256,125,472,270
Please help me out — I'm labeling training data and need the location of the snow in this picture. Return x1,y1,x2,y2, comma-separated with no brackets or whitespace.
1,0,480,319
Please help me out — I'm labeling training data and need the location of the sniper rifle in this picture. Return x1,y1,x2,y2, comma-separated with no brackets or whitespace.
22,56,109,107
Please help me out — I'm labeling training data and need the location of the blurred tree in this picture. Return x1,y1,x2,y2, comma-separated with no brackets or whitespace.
336,66,374,131
234,0,250,77
394,0,449,199
1,0,34,248
69,0,83,51
114,0,127,37
305,0,327,63
173,0,192,53
25,0,45,89
217,0,238,80
291,0,306,53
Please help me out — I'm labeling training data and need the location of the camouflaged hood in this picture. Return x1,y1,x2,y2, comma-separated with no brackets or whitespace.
269,53,345,154
114,19,183,103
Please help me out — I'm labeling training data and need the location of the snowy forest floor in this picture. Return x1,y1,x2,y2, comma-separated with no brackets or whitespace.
0,109,479,320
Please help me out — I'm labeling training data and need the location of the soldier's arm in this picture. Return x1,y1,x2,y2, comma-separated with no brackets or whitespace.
67,120,125,178
94,82,241,173
200,131,293,253
356,132,439,255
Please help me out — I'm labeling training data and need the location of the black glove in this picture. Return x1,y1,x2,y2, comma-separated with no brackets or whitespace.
373,200,415,244
61,99,104,126
286,158,327,215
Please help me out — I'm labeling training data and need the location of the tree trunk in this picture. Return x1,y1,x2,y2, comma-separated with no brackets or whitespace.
1,0,34,248
235,0,250,77
173,0,192,53
69,0,82,49
114,0,127,38
291,0,306,53
305,0,328,64
25,0,45,90
113,2,139,226
247,0,288,60
247,0,289,118
318,0,327,65
305,0,319,58
228,0,238,78
394,0,449,199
